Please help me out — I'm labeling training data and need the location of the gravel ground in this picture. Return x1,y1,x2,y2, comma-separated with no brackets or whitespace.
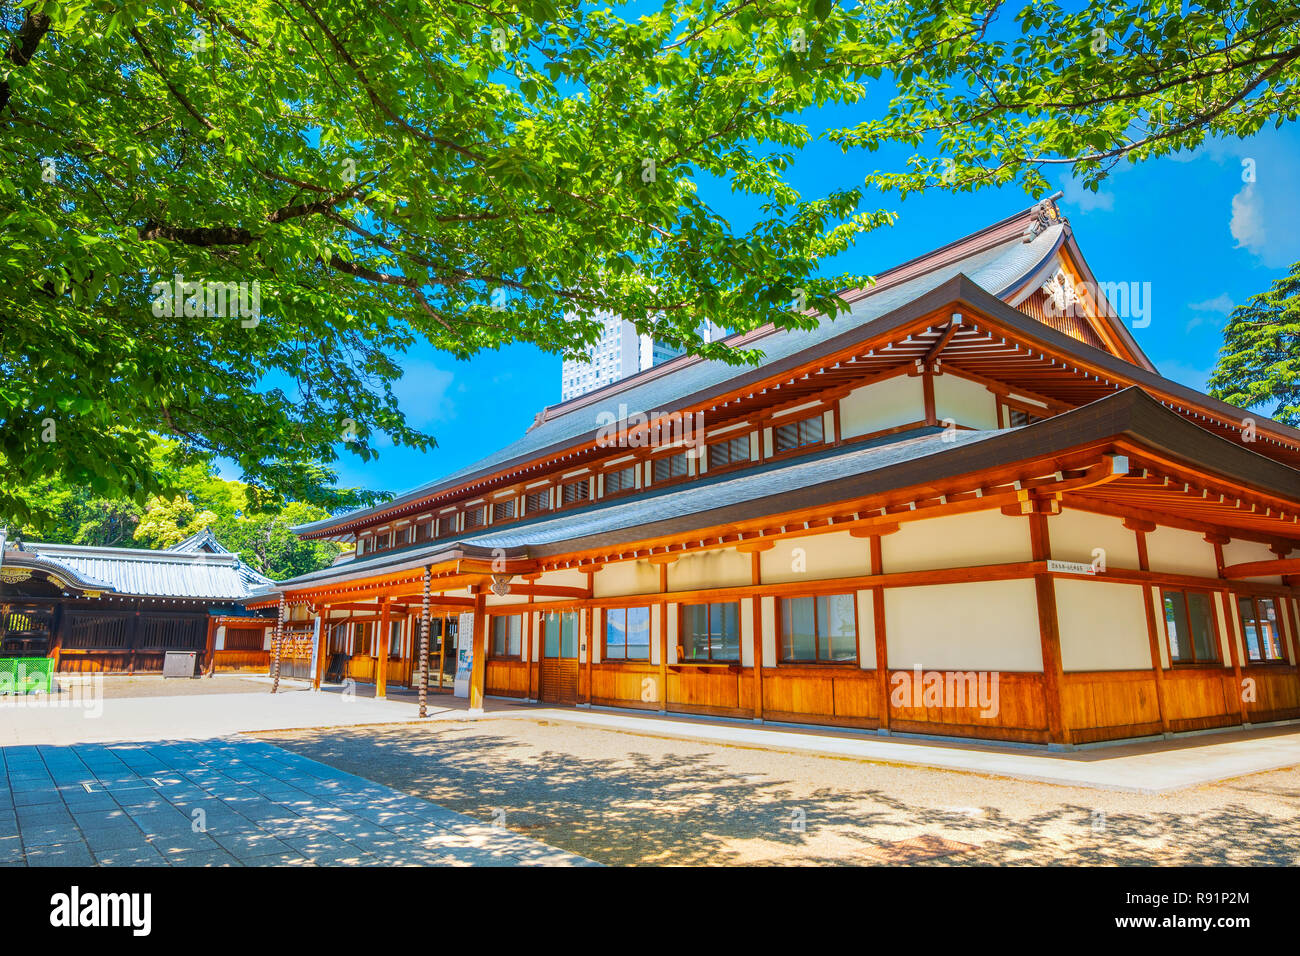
49,674,293,700
258,717,1300,866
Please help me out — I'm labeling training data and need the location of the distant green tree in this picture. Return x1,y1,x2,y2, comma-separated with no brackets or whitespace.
1209,263,1300,426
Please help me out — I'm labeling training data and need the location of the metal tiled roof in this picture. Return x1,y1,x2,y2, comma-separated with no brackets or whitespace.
275,425,1006,589
293,221,1063,537
18,540,274,600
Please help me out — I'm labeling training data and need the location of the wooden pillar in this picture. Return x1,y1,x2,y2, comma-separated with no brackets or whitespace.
202,616,217,678
468,589,487,712
418,567,431,718
270,593,286,694
375,597,390,699
658,564,669,714
1134,530,1171,735
750,551,763,722
313,605,330,690
583,570,594,706
870,535,890,734
1029,513,1070,747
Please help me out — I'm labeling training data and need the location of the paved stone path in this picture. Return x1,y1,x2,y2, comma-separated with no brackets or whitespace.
0,738,592,867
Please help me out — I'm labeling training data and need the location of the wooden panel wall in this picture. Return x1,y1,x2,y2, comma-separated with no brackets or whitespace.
665,665,753,718
886,670,1049,744
485,659,529,698
590,662,661,711
1061,670,1163,744
760,666,879,728
212,649,270,672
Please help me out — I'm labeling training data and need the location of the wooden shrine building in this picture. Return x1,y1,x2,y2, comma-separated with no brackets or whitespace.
0,529,276,674
263,199,1300,747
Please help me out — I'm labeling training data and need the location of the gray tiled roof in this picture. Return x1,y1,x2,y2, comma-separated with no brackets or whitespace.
16,540,274,600
274,426,1006,589
294,223,1061,536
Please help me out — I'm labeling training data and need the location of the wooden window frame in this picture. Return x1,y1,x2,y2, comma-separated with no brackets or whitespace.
386,619,403,660
559,478,591,509
677,601,743,664
524,489,552,516
776,593,859,665
492,498,517,524
603,605,653,662
705,433,752,475
999,395,1048,429
650,450,691,488
488,613,523,660
770,413,826,460
602,464,638,499
1236,594,1287,665
1160,587,1222,667
463,505,487,530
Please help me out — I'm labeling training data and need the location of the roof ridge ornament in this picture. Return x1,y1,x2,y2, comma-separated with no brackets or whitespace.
1022,191,1065,242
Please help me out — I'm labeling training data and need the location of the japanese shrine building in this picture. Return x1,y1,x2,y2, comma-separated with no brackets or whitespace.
263,199,1300,747
1,529,275,674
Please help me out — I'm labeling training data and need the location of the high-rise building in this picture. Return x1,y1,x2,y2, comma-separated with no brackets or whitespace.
560,312,725,401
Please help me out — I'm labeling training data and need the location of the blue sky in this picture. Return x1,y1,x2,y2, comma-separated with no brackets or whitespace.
300,118,1300,501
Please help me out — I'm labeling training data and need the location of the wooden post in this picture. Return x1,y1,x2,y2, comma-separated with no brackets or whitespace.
202,616,217,678
1134,531,1171,735
271,594,286,693
583,603,593,707
658,565,669,714
376,597,390,699
870,535,890,734
418,567,431,718
468,589,487,712
1029,513,1070,746
313,605,330,691
750,552,763,722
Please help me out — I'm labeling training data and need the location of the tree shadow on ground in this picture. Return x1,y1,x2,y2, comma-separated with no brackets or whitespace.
259,722,1300,867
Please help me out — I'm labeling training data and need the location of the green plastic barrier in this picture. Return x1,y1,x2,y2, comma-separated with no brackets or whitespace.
0,657,54,694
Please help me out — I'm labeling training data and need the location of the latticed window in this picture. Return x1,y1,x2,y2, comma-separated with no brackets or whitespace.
464,506,486,529
525,490,551,514
652,453,688,484
773,415,824,454
414,521,431,543
436,515,455,537
708,435,750,470
561,479,589,505
492,499,516,522
604,466,636,495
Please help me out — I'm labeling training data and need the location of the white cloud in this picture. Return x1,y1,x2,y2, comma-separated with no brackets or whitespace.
1185,292,1235,331
1188,293,1235,314
1058,172,1115,213
1229,183,1269,259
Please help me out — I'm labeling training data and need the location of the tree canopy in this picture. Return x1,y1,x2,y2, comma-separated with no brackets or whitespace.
8,439,346,577
1209,262,1300,426
1,0,886,527
4,0,1300,533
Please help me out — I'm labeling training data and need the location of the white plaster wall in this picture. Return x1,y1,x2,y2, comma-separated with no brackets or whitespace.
667,603,679,664
1055,580,1151,671
740,597,754,667
1222,538,1284,584
1144,526,1218,578
667,549,751,591
1051,508,1140,570
884,579,1043,671
839,375,924,439
759,532,872,584
1150,586,1170,667
760,596,776,666
881,510,1032,573
649,604,662,665
933,374,998,430
593,559,660,597
856,590,876,668
1215,592,1237,667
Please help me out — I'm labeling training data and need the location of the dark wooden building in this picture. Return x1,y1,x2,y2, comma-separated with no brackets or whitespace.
0,530,275,674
